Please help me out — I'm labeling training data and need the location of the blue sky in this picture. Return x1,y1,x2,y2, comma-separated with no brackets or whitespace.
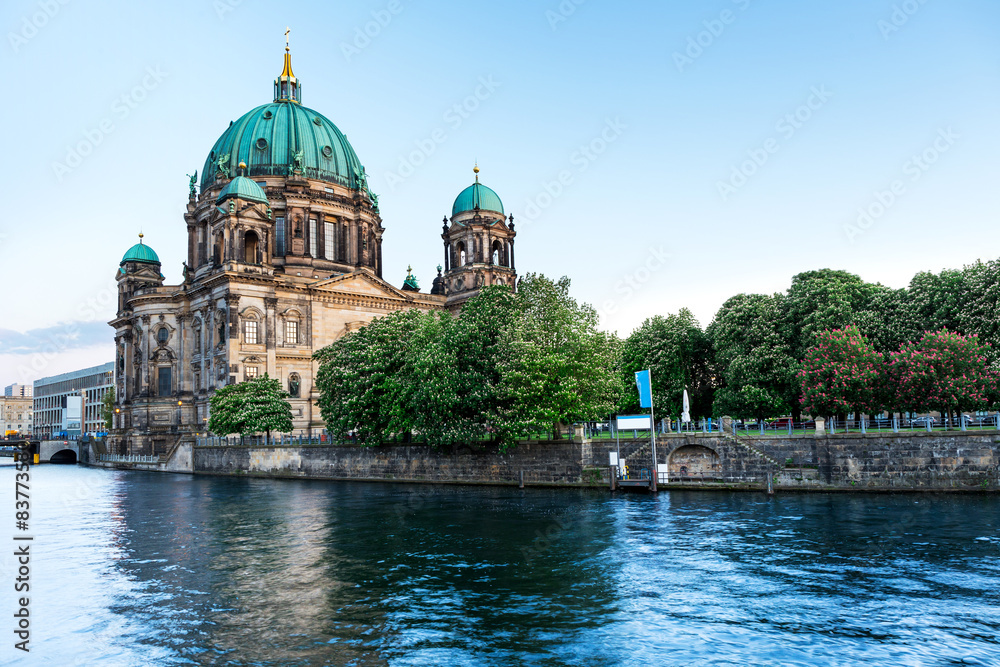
1,0,998,385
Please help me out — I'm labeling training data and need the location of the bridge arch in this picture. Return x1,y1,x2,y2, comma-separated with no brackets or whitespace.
667,444,719,478
49,448,78,464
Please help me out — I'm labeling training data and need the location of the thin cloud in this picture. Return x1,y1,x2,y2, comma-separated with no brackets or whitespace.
0,321,111,355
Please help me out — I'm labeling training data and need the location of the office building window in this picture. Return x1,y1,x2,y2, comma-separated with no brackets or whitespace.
286,321,298,345
244,320,258,345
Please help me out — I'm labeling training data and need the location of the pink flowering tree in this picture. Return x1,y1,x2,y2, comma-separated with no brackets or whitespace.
889,329,998,415
799,325,883,418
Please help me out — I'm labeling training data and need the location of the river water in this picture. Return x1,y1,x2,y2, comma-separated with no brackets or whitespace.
2,465,998,666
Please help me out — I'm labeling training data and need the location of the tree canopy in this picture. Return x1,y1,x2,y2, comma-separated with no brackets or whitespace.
208,375,293,438
314,274,621,449
620,309,713,418
798,325,883,418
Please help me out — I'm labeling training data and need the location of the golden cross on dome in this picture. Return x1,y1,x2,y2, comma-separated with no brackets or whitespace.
285,27,290,52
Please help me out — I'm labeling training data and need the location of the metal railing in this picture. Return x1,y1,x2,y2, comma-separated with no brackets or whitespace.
98,454,160,464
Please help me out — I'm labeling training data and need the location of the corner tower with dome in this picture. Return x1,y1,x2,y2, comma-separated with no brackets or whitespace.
108,42,519,456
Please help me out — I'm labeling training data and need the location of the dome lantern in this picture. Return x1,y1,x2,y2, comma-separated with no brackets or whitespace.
274,28,301,104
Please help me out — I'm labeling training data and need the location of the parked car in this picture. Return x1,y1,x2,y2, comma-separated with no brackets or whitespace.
909,416,937,427
975,414,999,427
767,418,794,429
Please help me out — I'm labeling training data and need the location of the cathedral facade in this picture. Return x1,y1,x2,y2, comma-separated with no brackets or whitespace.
109,46,517,455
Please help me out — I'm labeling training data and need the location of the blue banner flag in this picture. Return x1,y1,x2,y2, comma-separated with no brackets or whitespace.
635,369,652,409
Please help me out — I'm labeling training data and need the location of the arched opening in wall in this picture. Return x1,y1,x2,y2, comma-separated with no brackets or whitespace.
457,242,466,266
492,240,503,266
668,445,720,479
288,373,301,398
50,448,77,464
245,231,260,264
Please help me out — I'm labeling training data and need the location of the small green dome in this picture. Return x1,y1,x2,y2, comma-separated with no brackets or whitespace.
201,101,366,191
120,238,160,266
217,176,269,205
452,181,504,217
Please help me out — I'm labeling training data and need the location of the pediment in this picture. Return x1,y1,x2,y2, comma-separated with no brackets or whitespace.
310,270,412,300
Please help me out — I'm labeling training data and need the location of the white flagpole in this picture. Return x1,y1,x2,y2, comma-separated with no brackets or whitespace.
648,369,657,492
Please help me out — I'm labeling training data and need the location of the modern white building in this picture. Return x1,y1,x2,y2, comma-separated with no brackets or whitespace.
33,363,114,439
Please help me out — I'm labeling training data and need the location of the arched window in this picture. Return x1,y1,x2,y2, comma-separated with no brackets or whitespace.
288,373,301,398
157,328,169,344
245,231,260,264
244,318,259,345
458,242,466,266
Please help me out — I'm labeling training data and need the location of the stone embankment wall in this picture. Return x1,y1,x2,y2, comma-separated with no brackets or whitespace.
187,431,1000,492
194,440,589,486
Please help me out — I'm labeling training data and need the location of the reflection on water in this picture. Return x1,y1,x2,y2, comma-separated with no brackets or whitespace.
3,465,998,666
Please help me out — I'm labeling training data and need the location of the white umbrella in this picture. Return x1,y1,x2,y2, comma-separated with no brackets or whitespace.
681,388,691,423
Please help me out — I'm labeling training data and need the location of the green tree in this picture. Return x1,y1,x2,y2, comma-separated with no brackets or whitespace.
785,269,875,359
620,309,713,418
798,326,884,418
708,293,797,420
208,374,293,439
956,259,1000,364
854,284,910,355
904,269,966,339
889,329,998,417
496,274,623,443
314,309,424,444
101,386,116,432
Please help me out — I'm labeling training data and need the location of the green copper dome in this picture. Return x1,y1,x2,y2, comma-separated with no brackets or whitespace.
120,238,160,266
201,101,366,191
452,180,504,217
217,176,269,205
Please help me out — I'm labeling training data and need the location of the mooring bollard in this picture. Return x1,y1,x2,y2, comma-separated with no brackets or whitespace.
519,469,524,489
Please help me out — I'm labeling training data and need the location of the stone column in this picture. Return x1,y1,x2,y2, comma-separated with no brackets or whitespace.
225,294,240,384
317,213,325,259
176,313,188,395
201,307,210,393
265,297,277,377
141,315,151,396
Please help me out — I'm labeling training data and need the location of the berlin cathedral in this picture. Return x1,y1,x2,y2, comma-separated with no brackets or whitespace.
109,43,518,455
